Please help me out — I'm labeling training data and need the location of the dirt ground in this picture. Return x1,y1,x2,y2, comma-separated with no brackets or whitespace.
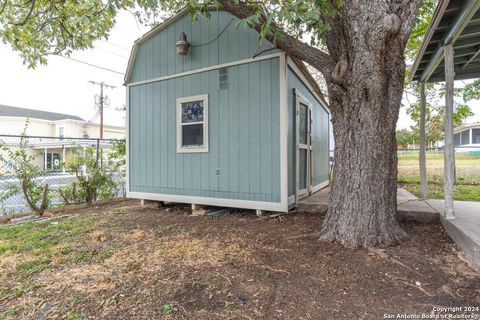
0,200,479,319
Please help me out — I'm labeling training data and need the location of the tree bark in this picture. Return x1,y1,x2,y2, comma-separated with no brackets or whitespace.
319,1,418,248
219,0,422,248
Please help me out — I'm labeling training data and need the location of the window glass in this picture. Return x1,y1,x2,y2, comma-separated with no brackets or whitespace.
472,129,480,144
182,124,203,146
181,101,204,123
299,149,307,189
454,133,461,146
461,130,470,145
299,103,308,145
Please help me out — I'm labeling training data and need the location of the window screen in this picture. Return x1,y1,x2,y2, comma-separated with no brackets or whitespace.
461,130,470,145
454,133,461,146
473,129,480,144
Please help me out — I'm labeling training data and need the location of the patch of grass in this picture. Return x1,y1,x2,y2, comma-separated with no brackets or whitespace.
0,305,24,319
70,294,82,305
16,257,51,278
161,303,178,314
74,247,113,264
0,217,94,279
400,183,480,201
0,217,93,255
66,311,89,320
161,224,188,233
0,283,38,299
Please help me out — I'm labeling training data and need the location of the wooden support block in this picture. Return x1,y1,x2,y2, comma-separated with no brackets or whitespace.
191,204,207,216
256,209,263,217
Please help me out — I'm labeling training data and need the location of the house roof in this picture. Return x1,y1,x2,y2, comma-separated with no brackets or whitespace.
454,122,480,133
0,104,85,122
410,0,480,82
124,7,328,107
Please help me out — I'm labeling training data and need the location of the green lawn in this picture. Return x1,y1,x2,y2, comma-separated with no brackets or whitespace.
398,151,480,201
399,183,480,202
397,151,480,184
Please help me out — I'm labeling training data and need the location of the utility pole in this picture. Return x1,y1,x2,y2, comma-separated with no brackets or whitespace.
89,81,116,139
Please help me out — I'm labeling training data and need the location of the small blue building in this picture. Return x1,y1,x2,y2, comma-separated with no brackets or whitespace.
125,8,330,212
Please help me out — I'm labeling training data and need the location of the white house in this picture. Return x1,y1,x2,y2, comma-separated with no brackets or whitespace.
0,104,125,171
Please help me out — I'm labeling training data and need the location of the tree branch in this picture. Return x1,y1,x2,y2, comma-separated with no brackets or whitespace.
217,0,334,75
0,0,8,16
398,0,423,46
13,0,35,26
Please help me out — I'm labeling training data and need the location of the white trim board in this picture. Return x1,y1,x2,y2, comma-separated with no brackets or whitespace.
286,56,330,114
126,87,130,194
126,52,283,87
127,191,286,212
311,180,329,194
279,53,289,212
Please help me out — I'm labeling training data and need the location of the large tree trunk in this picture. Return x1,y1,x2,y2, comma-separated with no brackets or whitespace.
320,85,406,248
319,1,414,248
219,0,422,248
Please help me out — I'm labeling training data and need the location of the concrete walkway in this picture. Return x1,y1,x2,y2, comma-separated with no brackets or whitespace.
298,187,480,268
427,199,480,269
299,187,437,222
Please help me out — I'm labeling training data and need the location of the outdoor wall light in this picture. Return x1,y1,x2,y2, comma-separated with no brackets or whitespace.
176,32,190,56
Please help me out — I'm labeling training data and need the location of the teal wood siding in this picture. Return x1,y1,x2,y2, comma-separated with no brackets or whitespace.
129,58,281,203
128,11,277,83
287,66,330,197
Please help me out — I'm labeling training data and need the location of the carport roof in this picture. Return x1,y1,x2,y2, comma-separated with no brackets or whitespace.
410,0,480,83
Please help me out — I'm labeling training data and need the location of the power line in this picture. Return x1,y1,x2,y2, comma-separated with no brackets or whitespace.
105,41,131,52
54,55,124,75
94,45,129,59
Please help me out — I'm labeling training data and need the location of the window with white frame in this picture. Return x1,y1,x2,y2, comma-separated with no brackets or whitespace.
58,127,64,140
176,95,208,153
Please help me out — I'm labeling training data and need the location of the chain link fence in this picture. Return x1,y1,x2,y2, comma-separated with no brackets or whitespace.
0,135,126,216
397,146,480,184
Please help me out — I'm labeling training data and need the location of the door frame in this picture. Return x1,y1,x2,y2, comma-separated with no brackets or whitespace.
295,89,313,206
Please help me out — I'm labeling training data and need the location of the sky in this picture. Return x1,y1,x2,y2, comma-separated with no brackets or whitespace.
0,11,149,127
0,11,478,130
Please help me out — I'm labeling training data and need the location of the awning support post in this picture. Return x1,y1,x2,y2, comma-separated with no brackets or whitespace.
419,82,428,200
444,43,455,220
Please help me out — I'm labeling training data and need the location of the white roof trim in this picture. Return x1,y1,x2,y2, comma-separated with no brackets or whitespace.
454,122,480,133
123,7,329,111
124,7,192,84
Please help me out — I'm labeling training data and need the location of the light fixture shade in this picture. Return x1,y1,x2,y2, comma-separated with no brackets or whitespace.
176,32,190,56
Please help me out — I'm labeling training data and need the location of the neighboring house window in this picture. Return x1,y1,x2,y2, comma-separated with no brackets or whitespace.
454,133,461,146
461,130,470,145
473,129,480,144
59,127,64,140
176,95,209,153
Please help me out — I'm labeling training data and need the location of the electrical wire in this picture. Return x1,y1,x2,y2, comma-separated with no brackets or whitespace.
105,41,131,52
191,18,235,48
54,55,124,75
94,45,129,59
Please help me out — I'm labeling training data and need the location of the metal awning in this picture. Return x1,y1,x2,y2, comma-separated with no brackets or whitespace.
410,0,480,83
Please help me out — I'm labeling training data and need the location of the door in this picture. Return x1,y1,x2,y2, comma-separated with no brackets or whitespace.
296,91,312,205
